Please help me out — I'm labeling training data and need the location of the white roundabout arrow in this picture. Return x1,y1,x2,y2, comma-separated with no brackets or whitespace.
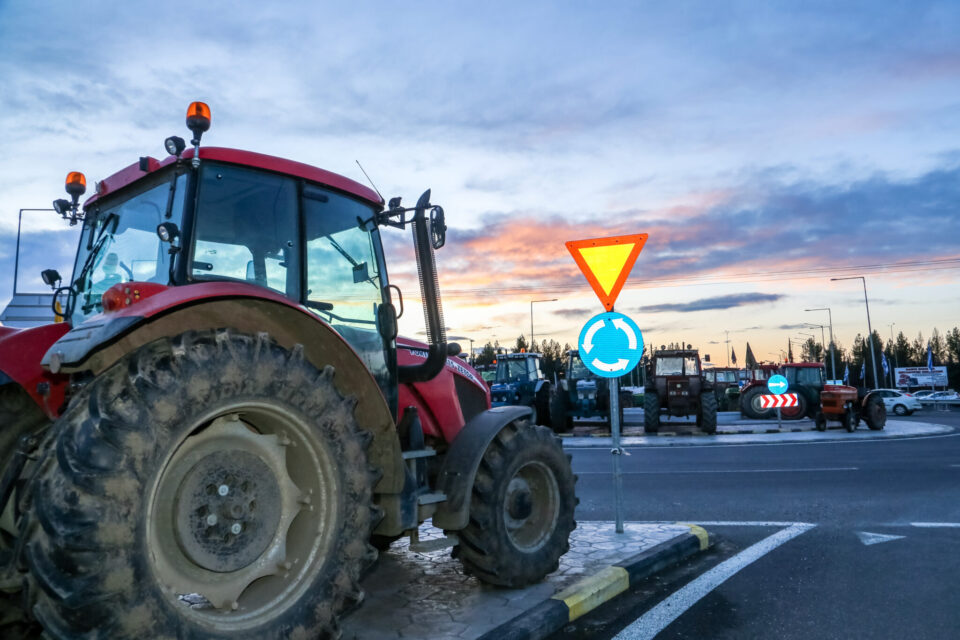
612,318,637,349
592,357,630,373
582,319,605,354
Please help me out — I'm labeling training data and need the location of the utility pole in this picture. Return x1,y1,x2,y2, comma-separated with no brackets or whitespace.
831,276,879,389
724,330,730,366
888,322,896,387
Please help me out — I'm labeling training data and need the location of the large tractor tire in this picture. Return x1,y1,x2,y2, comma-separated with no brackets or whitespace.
455,421,576,587
644,391,660,433
22,330,379,640
549,389,571,433
863,395,887,430
698,392,718,434
740,386,774,420
780,393,807,421
0,387,49,639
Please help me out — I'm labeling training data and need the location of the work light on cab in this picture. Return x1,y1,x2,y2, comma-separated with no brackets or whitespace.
53,171,87,225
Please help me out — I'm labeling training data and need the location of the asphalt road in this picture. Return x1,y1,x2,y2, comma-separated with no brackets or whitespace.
554,410,960,639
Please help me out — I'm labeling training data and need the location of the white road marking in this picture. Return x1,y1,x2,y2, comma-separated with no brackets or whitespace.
613,523,816,640
576,467,857,475
909,522,960,528
856,531,906,546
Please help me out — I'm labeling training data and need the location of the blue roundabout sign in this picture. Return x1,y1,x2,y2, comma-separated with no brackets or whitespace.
767,374,789,395
577,311,644,378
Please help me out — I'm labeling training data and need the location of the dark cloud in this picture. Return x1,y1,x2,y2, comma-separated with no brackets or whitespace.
552,307,594,319
641,293,784,314
777,323,810,330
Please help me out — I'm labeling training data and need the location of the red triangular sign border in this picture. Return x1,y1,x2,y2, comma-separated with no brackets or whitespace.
566,233,648,312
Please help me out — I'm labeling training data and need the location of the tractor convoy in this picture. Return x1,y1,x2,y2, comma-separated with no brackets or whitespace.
0,104,577,639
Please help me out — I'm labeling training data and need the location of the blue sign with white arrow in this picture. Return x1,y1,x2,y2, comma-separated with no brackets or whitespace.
578,311,644,378
767,374,789,395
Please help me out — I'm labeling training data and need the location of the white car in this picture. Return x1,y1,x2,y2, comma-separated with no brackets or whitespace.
912,390,937,399
874,389,922,416
928,390,959,401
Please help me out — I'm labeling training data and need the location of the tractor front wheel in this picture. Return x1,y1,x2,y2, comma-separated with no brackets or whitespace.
23,330,378,640
455,421,576,587
698,392,718,434
644,391,660,433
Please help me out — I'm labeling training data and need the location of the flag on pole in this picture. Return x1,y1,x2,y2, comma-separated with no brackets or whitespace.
860,361,865,383
881,351,889,376
731,348,737,365
927,343,933,369
843,364,849,384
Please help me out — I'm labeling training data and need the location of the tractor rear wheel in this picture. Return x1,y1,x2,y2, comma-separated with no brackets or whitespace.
0,387,49,639
548,387,570,433
863,396,886,430
698,392,718,434
455,421,576,587
23,330,378,640
741,387,774,420
644,392,660,433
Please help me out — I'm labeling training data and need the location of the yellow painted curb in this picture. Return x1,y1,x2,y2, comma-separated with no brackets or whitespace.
677,523,709,550
552,565,629,621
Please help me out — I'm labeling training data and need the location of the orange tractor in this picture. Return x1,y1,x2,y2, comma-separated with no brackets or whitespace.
816,384,887,432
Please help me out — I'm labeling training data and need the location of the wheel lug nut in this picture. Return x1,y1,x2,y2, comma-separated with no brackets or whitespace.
218,484,230,496
231,523,242,534
206,514,218,526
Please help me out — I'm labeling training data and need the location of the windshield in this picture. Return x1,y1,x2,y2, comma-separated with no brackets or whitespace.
717,371,738,383
656,357,684,375
70,173,186,323
569,354,593,379
496,358,530,382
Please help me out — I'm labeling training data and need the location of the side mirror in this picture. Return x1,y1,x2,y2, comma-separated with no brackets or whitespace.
430,206,446,249
41,269,62,289
377,302,398,342
704,354,711,362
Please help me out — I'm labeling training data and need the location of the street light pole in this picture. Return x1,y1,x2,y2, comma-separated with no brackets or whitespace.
888,322,896,386
14,208,57,294
831,276,879,389
806,307,836,382
530,298,557,350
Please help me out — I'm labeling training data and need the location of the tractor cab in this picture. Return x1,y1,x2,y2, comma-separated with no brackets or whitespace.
490,352,555,425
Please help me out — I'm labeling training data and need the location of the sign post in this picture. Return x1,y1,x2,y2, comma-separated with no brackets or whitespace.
766,374,789,430
568,234,648,534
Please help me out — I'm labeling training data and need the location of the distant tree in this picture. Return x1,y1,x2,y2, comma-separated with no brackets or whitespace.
892,331,912,368
910,332,926,366
539,339,565,381
930,328,947,365
513,334,529,353
946,327,960,365
475,342,497,366
801,338,822,363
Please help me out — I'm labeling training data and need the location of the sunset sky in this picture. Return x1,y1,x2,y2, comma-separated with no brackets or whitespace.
1,2,958,362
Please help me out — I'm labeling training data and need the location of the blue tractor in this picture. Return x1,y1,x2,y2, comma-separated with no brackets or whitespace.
550,350,633,432
489,352,559,428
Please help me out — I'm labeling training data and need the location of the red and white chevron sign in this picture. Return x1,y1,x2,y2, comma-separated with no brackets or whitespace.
760,393,798,409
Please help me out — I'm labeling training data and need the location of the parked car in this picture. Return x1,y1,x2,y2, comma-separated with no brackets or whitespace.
873,388,923,416
928,390,959,401
911,390,937,399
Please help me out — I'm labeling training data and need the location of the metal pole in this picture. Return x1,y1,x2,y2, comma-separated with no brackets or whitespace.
529,298,557,351
609,376,624,534
806,308,836,381
861,278,880,390
13,209,57,294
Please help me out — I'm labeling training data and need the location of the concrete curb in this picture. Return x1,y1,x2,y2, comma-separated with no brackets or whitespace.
559,426,814,437
476,525,709,640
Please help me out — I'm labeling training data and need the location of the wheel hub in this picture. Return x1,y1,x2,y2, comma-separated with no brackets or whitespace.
502,462,560,552
174,450,283,572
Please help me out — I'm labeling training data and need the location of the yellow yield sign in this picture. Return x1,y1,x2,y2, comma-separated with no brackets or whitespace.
566,234,648,311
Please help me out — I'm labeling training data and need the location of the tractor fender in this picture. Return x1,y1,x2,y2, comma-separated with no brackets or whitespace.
432,405,532,530
534,379,550,394
40,284,403,493
0,323,71,419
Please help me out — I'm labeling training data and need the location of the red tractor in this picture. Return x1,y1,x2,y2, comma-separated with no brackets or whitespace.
0,104,577,639
739,363,823,420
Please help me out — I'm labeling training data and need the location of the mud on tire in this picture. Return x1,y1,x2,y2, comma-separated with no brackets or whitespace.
22,330,379,640
454,421,576,587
